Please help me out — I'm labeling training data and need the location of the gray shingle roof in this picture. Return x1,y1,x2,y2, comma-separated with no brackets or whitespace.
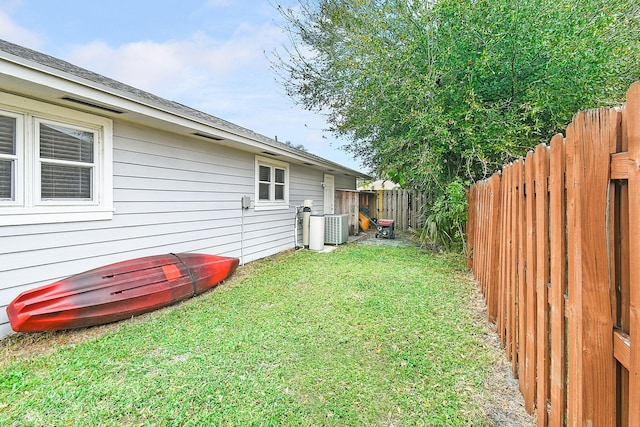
0,38,365,175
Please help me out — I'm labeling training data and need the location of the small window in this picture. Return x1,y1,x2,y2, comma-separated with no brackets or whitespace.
255,156,289,210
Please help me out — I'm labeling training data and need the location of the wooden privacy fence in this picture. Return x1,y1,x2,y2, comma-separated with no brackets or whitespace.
467,81,640,426
376,189,428,230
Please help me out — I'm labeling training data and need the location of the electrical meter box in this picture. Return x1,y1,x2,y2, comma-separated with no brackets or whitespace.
241,196,251,209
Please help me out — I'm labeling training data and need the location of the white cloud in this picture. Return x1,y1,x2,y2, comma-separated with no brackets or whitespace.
0,9,44,50
66,39,205,100
64,22,286,106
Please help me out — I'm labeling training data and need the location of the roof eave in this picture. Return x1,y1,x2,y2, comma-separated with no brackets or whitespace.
0,45,372,179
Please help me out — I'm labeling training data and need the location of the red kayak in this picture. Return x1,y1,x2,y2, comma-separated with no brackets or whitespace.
6,253,239,332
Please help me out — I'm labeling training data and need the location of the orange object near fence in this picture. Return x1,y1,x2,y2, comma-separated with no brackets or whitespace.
358,211,370,230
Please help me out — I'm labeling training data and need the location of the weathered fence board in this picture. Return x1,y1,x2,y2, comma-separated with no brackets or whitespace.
515,158,527,386
523,149,537,414
548,133,566,427
535,144,550,426
467,81,640,426
376,189,427,230
566,109,615,425
625,82,640,426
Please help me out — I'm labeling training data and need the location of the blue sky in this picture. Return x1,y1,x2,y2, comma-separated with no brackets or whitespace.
0,0,365,172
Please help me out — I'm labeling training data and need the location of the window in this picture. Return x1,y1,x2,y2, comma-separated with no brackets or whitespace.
38,120,96,201
0,114,18,202
0,92,113,225
255,156,289,210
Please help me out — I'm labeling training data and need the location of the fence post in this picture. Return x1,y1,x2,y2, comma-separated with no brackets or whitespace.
497,165,509,346
490,174,503,323
466,186,476,267
515,158,527,385
480,174,502,322
474,183,484,295
535,144,551,426
549,134,567,426
507,164,517,366
566,109,615,426
403,189,409,229
625,81,640,426
523,149,537,413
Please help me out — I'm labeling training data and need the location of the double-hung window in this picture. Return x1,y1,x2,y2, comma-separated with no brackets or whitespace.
255,156,289,210
0,92,113,225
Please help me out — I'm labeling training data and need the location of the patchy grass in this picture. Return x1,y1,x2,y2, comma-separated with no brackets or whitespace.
1,245,498,426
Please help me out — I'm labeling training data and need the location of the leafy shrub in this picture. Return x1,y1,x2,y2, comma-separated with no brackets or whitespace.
419,180,468,252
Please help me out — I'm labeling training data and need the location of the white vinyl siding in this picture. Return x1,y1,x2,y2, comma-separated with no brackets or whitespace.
0,93,113,225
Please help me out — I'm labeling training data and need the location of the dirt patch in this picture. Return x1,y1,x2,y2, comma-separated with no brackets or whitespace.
351,229,420,247
0,321,120,366
467,282,536,427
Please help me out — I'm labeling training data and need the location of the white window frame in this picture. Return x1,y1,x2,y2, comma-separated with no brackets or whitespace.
0,92,113,225
254,155,289,211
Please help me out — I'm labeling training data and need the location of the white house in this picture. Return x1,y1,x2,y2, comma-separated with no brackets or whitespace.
0,39,370,339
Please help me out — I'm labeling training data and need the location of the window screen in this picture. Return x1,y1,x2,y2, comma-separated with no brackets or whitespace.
0,115,16,200
0,160,12,200
259,165,270,182
258,165,271,200
0,115,15,155
39,122,94,200
274,167,285,200
41,164,92,199
40,123,93,163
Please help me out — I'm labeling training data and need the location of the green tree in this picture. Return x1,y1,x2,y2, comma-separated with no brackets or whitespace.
273,0,640,246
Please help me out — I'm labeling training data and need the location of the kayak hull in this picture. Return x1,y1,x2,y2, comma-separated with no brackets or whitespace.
6,253,239,332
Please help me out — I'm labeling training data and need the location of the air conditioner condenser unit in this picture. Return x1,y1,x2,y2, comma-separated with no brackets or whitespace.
325,214,348,245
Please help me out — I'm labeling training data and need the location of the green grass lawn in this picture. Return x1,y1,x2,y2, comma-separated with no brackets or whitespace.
0,245,497,426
